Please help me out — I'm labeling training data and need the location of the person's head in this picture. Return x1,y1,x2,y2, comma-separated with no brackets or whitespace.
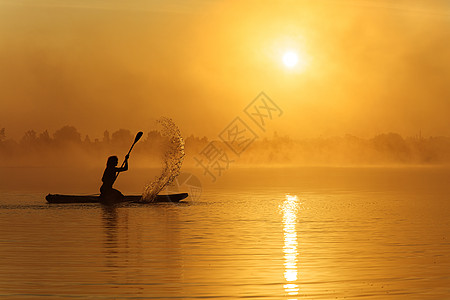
106,156,118,167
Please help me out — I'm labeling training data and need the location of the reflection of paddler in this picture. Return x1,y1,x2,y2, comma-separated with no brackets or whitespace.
99,131,143,204
100,155,129,202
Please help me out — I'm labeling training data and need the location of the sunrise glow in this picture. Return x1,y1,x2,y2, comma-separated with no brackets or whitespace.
282,51,299,68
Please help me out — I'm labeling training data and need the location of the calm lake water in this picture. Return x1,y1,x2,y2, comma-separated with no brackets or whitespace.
0,167,449,299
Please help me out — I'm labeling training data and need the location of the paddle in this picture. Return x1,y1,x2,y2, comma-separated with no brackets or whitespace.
115,131,143,180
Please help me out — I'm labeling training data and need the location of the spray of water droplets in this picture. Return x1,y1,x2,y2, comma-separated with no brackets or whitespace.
142,117,185,202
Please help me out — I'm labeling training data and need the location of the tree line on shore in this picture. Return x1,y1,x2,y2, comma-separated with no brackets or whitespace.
1,126,450,167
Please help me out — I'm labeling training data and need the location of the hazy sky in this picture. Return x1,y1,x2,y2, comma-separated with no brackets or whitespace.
1,0,449,139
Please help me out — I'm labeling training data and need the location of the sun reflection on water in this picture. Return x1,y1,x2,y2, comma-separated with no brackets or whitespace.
282,194,300,298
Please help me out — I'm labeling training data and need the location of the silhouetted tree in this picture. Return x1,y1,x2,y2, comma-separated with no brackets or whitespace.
0,128,5,142
111,129,132,146
103,130,110,144
53,126,81,145
372,132,410,162
2,127,450,166
146,130,163,142
21,130,38,147
38,130,52,146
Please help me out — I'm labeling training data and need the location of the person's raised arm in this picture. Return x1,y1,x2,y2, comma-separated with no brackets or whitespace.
117,154,129,172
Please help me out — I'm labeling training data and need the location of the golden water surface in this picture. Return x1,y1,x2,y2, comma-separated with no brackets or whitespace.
0,167,449,299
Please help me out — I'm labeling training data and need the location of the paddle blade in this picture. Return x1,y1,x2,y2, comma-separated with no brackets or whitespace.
134,131,143,143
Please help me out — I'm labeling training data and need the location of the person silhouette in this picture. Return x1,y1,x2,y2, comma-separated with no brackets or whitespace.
100,155,129,203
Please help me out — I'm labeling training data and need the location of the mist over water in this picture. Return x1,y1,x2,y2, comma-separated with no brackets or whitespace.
142,117,185,201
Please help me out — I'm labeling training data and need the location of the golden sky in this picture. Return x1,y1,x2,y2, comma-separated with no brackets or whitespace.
0,0,449,139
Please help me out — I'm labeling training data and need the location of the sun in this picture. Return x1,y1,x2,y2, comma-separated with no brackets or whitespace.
282,51,299,68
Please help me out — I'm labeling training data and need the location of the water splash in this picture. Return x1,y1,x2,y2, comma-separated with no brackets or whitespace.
142,117,185,202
